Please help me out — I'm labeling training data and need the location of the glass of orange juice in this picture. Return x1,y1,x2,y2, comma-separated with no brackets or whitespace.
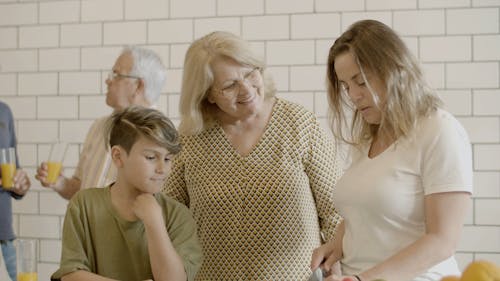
16,239,38,281
0,147,16,189
47,142,67,184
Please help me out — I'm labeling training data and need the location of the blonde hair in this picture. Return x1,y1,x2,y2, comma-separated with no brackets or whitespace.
327,20,442,145
179,31,276,135
106,106,181,154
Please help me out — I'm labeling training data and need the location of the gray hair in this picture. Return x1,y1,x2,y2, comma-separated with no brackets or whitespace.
124,46,166,105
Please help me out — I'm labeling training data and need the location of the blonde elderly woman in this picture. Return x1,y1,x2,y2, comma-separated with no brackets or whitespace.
163,31,342,280
310,20,472,281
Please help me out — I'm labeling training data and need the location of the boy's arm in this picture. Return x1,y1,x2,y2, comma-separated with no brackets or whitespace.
61,271,153,281
134,194,187,281
61,270,117,281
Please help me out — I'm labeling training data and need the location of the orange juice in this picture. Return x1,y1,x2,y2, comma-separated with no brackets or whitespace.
47,161,62,184
17,272,38,281
1,163,16,189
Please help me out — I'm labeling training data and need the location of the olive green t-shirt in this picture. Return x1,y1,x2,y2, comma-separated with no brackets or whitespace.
51,186,202,281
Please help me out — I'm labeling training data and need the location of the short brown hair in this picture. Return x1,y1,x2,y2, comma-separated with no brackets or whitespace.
106,106,181,154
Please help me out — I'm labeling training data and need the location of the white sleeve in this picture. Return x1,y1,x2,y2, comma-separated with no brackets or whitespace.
421,111,473,195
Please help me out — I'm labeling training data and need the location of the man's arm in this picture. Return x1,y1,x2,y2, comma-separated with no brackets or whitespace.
35,163,81,200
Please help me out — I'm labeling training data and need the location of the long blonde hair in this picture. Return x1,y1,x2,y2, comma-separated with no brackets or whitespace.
327,20,442,145
179,31,276,135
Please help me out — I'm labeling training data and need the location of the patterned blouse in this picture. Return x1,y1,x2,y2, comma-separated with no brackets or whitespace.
163,98,342,280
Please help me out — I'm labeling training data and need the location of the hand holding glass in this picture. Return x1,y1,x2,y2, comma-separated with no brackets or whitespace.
47,142,67,184
0,147,16,189
16,239,38,281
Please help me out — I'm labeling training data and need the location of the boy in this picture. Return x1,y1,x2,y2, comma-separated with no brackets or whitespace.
51,106,202,281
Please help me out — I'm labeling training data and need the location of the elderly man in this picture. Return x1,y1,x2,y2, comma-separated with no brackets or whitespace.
35,46,166,199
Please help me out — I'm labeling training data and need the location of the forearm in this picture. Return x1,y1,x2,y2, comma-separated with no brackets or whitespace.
359,233,456,281
145,220,187,281
54,177,81,200
61,270,117,281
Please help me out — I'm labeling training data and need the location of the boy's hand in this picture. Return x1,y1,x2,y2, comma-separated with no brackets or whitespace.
133,193,163,225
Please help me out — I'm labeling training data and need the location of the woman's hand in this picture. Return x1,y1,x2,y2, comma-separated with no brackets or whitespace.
325,275,358,281
311,221,345,275
311,242,342,276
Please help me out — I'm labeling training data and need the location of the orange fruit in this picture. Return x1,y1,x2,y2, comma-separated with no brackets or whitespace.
440,276,460,281
461,260,500,281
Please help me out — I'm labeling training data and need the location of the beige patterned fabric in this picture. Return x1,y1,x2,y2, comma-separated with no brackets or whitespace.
73,116,116,189
163,98,342,280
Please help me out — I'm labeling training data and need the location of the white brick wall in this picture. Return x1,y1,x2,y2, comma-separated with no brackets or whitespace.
103,21,147,45
170,0,216,18
60,71,101,95
291,13,341,39
0,27,18,49
217,0,264,16
242,15,289,40
39,1,80,24
265,0,313,14
61,23,102,47
0,3,37,26
39,48,80,71
81,0,123,22
81,47,122,70
266,40,315,65
474,89,500,115
420,36,471,62
439,90,472,115
124,0,169,20
447,62,499,89
474,35,500,60
0,50,37,72
194,18,241,39
394,10,445,35
0,2,499,280
18,73,58,96
0,74,16,96
148,19,193,43
19,25,60,49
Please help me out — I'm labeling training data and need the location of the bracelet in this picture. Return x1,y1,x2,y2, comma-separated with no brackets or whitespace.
353,275,362,281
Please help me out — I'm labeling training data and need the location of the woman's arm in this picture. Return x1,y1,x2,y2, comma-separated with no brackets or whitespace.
354,191,470,281
305,119,344,241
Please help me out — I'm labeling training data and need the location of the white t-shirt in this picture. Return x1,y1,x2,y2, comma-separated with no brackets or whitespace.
333,109,473,281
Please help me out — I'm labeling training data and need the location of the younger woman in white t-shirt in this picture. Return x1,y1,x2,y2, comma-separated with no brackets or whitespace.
310,20,472,281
